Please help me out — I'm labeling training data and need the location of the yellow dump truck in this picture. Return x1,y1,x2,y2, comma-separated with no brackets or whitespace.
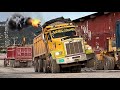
33,17,95,73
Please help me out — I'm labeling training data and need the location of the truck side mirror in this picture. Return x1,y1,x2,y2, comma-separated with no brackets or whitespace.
42,34,47,44
42,34,45,41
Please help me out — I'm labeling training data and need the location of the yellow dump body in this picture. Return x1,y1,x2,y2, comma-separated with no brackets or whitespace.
33,33,46,57
33,22,94,65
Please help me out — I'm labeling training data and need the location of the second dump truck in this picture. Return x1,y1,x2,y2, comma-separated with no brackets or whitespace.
33,17,95,73
4,45,33,67
4,37,33,68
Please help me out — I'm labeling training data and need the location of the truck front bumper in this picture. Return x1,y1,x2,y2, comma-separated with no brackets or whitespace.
56,53,87,64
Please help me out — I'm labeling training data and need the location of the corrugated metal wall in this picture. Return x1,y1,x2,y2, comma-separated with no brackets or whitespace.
73,12,120,53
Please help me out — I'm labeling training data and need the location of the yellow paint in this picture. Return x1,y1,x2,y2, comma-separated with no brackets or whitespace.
33,22,94,60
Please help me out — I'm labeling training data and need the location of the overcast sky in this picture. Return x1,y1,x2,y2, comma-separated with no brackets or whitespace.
0,12,96,24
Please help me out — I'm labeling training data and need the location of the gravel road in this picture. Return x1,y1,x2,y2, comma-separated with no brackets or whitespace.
0,60,120,78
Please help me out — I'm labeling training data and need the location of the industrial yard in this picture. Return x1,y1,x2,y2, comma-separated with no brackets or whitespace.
1,60,120,78
1,12,120,78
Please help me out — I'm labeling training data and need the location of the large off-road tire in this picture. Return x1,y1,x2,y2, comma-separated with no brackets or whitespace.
38,59,43,72
50,57,60,73
86,53,98,69
99,60,104,70
103,56,111,70
93,60,103,70
109,57,115,70
104,60,110,70
34,60,39,72
86,58,95,68
92,55,103,70
43,60,47,73
93,59,99,70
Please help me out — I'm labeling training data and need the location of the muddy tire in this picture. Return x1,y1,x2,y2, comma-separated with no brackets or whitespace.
99,60,104,70
50,57,60,73
93,59,99,70
103,56,111,70
43,60,47,73
34,60,38,72
109,57,115,70
38,59,43,72
88,55,101,70
94,60,103,70
93,55,104,70
86,59,95,68
104,60,110,70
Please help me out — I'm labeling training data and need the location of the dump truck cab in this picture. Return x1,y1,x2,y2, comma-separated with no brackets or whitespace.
43,23,94,68
33,17,95,73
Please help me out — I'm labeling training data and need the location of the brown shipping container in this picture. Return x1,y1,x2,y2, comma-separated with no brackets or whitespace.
73,12,120,53
33,34,46,58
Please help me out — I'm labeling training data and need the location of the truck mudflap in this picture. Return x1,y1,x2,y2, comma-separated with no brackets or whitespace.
56,53,87,64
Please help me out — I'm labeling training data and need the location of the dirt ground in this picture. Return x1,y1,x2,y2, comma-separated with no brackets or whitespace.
0,60,120,78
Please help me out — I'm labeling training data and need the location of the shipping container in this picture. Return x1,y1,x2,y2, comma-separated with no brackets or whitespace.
73,12,120,70
73,12,120,53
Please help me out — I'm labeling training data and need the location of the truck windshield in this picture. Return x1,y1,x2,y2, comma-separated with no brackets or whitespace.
51,28,76,38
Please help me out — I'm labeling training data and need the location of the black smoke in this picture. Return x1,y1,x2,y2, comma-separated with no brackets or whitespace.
7,13,32,31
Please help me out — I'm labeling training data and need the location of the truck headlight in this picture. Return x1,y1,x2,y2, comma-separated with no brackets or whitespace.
87,47,92,50
55,52,62,56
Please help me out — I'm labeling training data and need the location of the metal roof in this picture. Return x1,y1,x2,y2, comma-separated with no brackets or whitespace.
72,12,110,22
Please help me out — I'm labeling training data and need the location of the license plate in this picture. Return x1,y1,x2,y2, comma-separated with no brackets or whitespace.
59,59,64,62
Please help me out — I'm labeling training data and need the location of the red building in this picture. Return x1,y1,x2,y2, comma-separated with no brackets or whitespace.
72,12,120,53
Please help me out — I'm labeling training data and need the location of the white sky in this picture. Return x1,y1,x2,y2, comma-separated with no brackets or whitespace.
0,12,96,24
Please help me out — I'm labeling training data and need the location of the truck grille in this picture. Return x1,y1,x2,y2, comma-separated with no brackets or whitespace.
65,41,83,55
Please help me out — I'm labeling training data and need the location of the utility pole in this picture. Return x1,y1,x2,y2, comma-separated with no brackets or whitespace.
4,19,10,48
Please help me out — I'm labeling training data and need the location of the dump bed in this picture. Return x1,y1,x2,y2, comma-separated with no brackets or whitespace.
7,46,33,61
33,34,46,57
7,46,16,59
